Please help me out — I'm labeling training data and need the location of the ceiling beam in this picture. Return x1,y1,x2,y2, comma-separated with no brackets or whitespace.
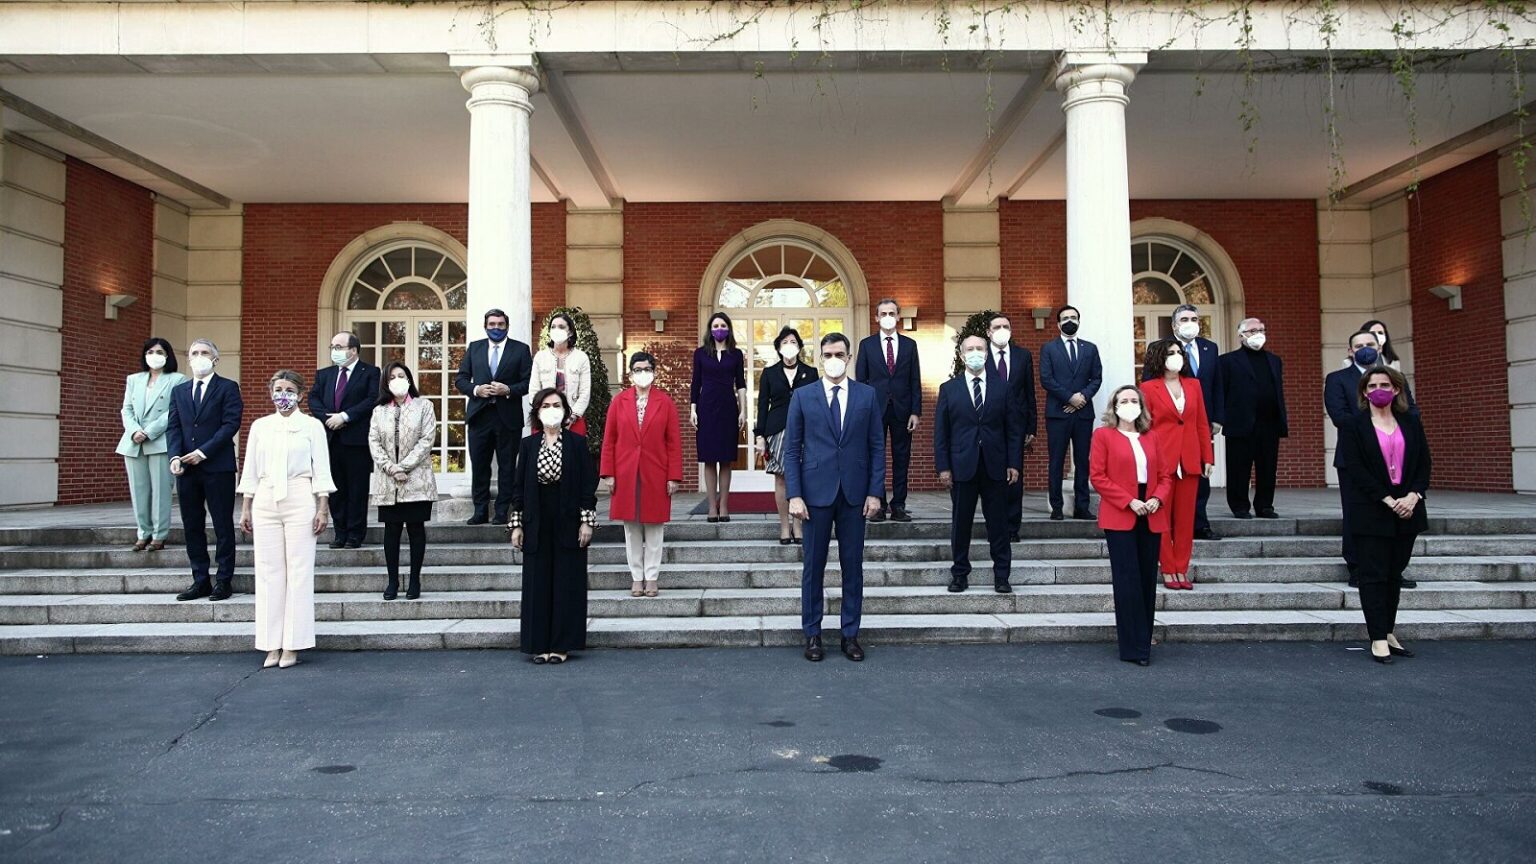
945,68,1050,206
1003,127,1065,199
541,68,621,207
1337,99,1536,202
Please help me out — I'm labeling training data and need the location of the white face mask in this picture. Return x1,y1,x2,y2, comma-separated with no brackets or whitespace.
1244,332,1267,350
630,370,655,389
879,315,898,331
1176,321,1200,340
822,357,848,379
538,407,565,429
388,377,411,397
548,327,569,345
145,353,167,370
331,349,350,366
779,343,800,361
990,328,1011,347
1116,403,1142,423
1165,354,1185,373
188,356,214,376
964,350,987,371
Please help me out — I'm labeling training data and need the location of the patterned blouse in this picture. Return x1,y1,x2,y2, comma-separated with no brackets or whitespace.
510,435,598,528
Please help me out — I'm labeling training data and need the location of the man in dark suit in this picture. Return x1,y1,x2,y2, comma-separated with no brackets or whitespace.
1219,317,1288,519
1038,305,1101,521
854,298,920,522
938,335,1023,593
308,331,380,549
785,332,885,663
166,338,243,602
1144,304,1225,540
455,308,532,525
984,313,1036,542
1325,329,1418,588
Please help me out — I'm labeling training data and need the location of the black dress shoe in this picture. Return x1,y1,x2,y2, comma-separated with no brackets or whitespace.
868,510,887,523
994,582,1013,594
1122,657,1150,666
1371,651,1394,665
208,583,233,602
779,537,793,545
804,636,824,662
493,514,509,526
890,509,912,523
383,583,398,601
1232,511,1254,519
344,540,362,549
1049,510,1065,521
176,584,211,602
1256,508,1279,519
328,539,347,549
1194,528,1218,541
840,637,864,661
947,576,968,593
1388,644,1414,657
1072,510,1095,520
406,579,421,601
466,514,490,526
791,537,802,546
1401,579,1418,589
706,516,719,523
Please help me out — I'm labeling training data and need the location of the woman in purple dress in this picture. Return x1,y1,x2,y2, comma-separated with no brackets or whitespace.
690,312,747,522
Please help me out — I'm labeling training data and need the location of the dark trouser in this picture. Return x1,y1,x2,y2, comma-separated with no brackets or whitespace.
1194,474,1212,532
383,521,427,586
949,455,1012,585
1006,452,1027,534
801,490,866,639
1225,431,1280,515
177,468,236,587
1337,468,1357,574
467,413,518,519
1354,532,1416,640
880,403,912,512
1106,495,1159,661
1046,415,1093,513
329,442,372,544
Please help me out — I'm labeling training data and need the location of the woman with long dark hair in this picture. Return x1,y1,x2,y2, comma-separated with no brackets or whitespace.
368,362,437,600
1359,319,1401,368
531,311,592,435
117,338,186,551
690,311,747,522
754,326,818,544
1141,339,1214,590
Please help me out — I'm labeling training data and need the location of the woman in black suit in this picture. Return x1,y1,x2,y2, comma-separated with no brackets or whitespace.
1335,365,1431,665
509,388,598,664
753,326,819,545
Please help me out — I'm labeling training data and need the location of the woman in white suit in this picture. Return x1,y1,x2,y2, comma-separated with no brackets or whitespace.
530,311,592,434
116,338,187,551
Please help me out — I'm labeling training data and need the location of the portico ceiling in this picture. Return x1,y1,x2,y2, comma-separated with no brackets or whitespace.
0,51,1525,208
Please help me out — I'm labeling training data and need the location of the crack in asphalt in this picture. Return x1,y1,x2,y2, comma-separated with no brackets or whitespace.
909,761,1246,787
149,668,260,762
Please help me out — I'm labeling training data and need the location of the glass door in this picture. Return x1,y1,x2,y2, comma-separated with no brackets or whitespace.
352,316,470,474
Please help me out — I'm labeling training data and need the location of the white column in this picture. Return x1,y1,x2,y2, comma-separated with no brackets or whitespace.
1054,51,1145,412
454,57,539,348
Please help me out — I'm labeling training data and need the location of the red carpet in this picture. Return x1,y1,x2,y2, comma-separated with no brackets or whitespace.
688,492,780,515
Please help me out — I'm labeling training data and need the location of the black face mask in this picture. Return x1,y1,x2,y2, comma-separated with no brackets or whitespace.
1060,320,1080,336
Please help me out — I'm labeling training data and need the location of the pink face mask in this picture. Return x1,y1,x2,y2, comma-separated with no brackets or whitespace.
1367,388,1396,408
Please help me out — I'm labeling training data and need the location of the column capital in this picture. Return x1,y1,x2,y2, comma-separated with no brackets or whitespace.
454,57,540,111
1052,51,1146,110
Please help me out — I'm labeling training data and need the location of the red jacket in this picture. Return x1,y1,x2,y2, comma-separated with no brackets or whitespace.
599,387,683,524
1142,377,1214,477
1089,425,1175,533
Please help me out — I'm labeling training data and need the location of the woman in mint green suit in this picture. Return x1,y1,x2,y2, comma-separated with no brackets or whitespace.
116,338,187,551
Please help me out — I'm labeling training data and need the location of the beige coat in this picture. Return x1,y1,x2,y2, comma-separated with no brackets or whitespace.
368,397,439,506
531,347,592,417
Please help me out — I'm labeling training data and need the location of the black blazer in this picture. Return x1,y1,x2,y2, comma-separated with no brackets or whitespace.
855,332,922,418
933,372,1022,483
753,361,818,439
455,338,532,429
986,343,1037,440
1038,337,1102,420
510,431,599,555
1335,410,1431,536
1324,364,1419,467
1143,337,1225,427
166,375,244,474
308,361,380,447
1218,348,1289,438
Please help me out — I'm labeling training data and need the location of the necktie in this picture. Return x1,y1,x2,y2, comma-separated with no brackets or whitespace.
1186,341,1199,376
194,380,204,408
490,342,501,376
1068,339,1078,367
997,349,1008,381
830,385,843,441
334,367,348,412
972,376,983,414
885,337,895,375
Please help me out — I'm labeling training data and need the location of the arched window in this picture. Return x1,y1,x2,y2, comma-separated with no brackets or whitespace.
1130,236,1223,377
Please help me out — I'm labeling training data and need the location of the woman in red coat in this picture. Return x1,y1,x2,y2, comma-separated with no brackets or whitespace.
1089,384,1174,666
599,352,683,598
1141,339,1215,590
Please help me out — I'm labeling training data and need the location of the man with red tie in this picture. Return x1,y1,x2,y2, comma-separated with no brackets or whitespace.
854,298,921,522
308,331,380,548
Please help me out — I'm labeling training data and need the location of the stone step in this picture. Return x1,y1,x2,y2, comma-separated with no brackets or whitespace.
0,581,1527,626
5,608,1535,654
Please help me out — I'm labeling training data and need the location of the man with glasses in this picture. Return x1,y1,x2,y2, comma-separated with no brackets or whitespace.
1218,317,1288,519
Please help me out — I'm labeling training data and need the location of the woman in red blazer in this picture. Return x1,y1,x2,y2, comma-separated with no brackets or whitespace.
599,352,683,598
1141,339,1215,590
1089,384,1175,666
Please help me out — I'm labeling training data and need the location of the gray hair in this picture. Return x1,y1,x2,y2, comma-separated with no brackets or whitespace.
1238,317,1264,333
1172,303,1199,320
189,338,220,359
269,369,305,391
876,298,901,314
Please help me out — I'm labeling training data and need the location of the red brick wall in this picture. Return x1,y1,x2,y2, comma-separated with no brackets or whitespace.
240,203,564,432
1001,198,1325,489
58,158,154,504
1408,152,1512,491
622,202,945,490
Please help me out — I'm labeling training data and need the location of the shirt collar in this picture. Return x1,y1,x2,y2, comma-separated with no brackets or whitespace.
822,376,846,395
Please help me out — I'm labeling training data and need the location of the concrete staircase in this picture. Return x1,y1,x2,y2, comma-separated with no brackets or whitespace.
2,515,1535,653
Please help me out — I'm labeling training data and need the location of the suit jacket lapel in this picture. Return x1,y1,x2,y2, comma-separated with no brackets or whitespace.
193,375,214,421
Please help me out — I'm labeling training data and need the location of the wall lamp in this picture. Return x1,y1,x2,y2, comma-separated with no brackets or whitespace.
1031,307,1054,330
1428,284,1463,311
900,306,919,331
104,293,138,320
649,309,669,332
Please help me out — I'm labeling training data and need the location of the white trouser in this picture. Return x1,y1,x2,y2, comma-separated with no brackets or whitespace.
623,521,665,583
252,478,318,651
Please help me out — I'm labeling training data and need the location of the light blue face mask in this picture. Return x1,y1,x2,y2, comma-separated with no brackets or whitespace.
963,350,987,371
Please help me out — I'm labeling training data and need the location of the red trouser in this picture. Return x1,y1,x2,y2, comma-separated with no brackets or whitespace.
1159,473,1201,576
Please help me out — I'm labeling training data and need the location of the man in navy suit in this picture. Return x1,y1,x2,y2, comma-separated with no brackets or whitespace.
1324,329,1418,588
455,308,532,525
984,313,1036,542
309,331,380,549
1219,317,1288,519
854,298,921,522
1144,304,1225,539
1038,305,1102,520
785,332,885,663
167,338,244,602
938,335,1023,593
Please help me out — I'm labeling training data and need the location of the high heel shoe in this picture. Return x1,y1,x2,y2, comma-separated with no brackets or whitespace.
706,516,720,523
1370,641,1393,664
383,579,398,601
278,650,301,669
262,650,280,669
405,577,421,600
1180,575,1194,590
1386,636,1414,658
779,537,793,545
1163,575,1179,589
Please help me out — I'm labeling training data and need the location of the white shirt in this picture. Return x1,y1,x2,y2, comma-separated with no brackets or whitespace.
237,411,337,500
879,330,900,365
1120,429,1148,484
782,363,799,388
821,376,849,428
965,369,988,406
